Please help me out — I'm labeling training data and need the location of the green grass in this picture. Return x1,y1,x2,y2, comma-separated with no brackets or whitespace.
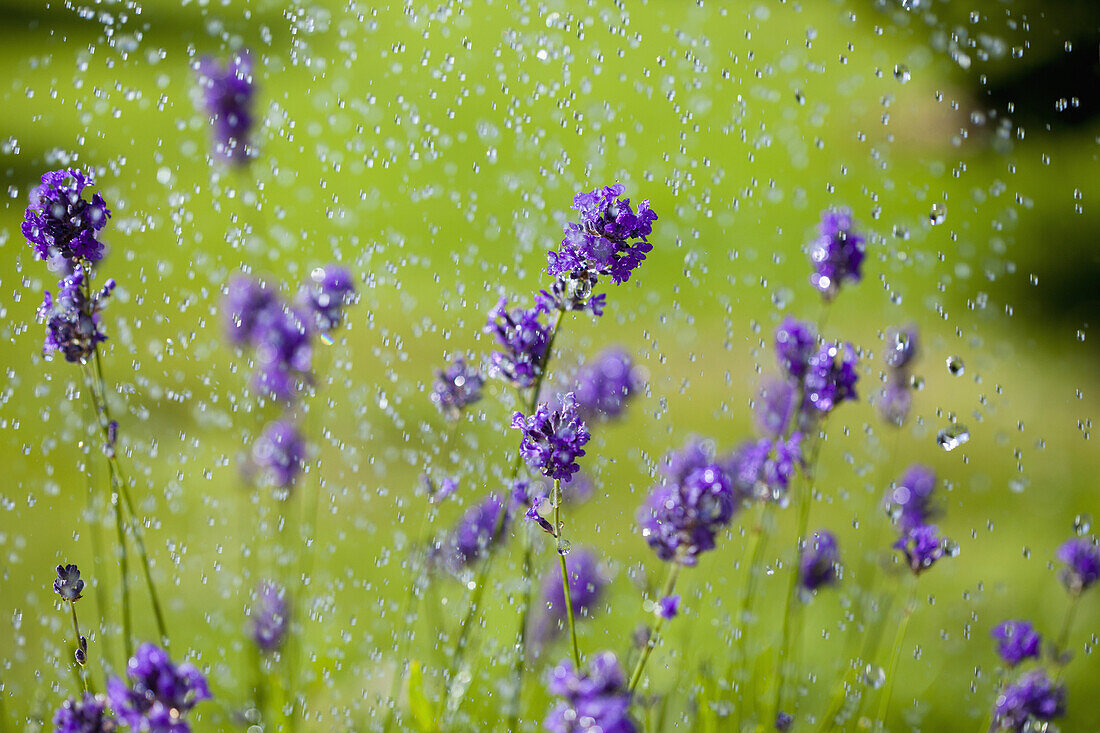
1,0,1097,730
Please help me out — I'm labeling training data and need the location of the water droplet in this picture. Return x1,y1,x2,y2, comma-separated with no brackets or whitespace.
937,425,970,452
557,539,571,555
893,64,911,83
946,356,965,375
863,664,886,688
929,202,947,225
1074,514,1092,535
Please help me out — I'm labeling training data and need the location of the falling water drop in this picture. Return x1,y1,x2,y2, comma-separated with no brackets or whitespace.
1074,514,1092,535
946,356,965,375
929,202,947,225
893,64,911,83
937,425,970,451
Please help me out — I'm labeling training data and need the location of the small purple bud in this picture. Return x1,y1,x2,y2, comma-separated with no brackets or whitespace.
657,595,680,620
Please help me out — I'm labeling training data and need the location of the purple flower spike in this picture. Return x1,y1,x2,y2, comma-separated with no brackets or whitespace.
990,669,1066,732
224,276,279,345
809,207,865,298
884,325,919,370
53,692,117,733
38,267,114,363
657,595,680,620
639,443,739,566
300,265,356,331
512,393,591,482
197,50,256,163
435,493,509,574
106,643,210,732
547,184,657,286
803,342,859,414
991,620,1041,668
887,464,937,532
545,651,637,733
894,524,951,575
252,419,306,493
724,434,803,503
249,580,289,654
537,549,606,641
23,168,111,264
486,297,551,388
775,317,817,381
1056,535,1100,592
776,712,794,732
53,564,85,602
431,356,484,419
799,530,840,593
573,348,643,422
754,378,797,439
879,325,920,426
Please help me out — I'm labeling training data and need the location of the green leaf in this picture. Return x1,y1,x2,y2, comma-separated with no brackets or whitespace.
407,661,438,733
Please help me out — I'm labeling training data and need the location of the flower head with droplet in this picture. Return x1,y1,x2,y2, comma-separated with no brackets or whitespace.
23,168,111,264
431,355,484,420
990,669,1066,732
724,434,803,503
1056,535,1100,593
252,419,306,493
545,651,636,733
435,493,509,574
53,563,85,602
106,643,211,733
803,342,859,414
808,207,865,298
799,530,840,593
196,50,256,163
894,524,950,575
879,325,920,426
572,348,642,423
250,580,289,653
512,392,591,482
991,620,1041,668
38,267,115,364
887,464,937,532
300,264,356,332
775,317,817,381
486,297,551,388
53,693,117,733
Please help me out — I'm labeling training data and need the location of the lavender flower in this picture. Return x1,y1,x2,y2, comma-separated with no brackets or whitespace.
53,693,117,733
22,168,111,263
990,669,1066,732
196,50,256,162
252,419,306,492
894,524,950,575
53,564,85,602
657,595,680,620
879,325,920,426
538,272,606,318
430,356,484,419
572,348,642,422
536,549,606,641
877,380,913,427
884,325,919,370
775,317,817,381
300,265,356,331
803,342,859,414
486,297,551,388
224,276,279,345
436,493,509,573
725,434,803,503
754,378,797,439
808,207,865,298
775,712,794,732
423,473,459,504
799,530,840,593
106,643,211,732
638,445,739,566
1056,535,1100,592
38,268,115,363
991,621,1041,668
512,393,591,482
887,464,937,532
545,651,636,733
547,184,657,285
249,580,289,653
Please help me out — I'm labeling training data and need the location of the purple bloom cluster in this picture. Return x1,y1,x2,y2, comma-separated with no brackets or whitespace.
224,267,354,401
196,50,256,163
887,464,937,532
726,434,804,503
38,268,116,364
250,580,289,653
512,393,591,482
991,620,1041,668
1056,535,1100,593
893,524,950,575
879,325,920,426
434,493,509,574
53,563,85,602
754,378,797,439
53,693,117,733
535,549,606,642
990,669,1066,732
545,651,636,733
547,184,657,286
23,168,111,263
572,348,642,422
808,207,865,298
638,441,740,565
252,418,306,494
657,595,680,620
107,643,211,732
803,342,859,414
799,530,840,593
486,297,552,388
775,317,818,381
430,355,484,419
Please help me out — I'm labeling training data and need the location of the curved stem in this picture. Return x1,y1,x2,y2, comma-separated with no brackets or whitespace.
553,480,581,667
69,603,88,694
111,490,133,660
1053,591,1080,663
628,563,682,694
876,582,917,729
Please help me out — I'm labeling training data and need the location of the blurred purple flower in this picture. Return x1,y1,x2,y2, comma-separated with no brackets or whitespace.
300,264,356,331
724,434,803,503
775,317,817,381
991,620,1041,668
990,669,1066,732
53,693,117,733
894,524,950,575
799,530,840,593
887,464,937,532
252,419,306,493
106,643,210,732
435,493,509,574
486,297,551,388
754,378,797,439
535,549,606,643
545,651,636,733
23,168,111,263
809,207,865,298
803,342,859,414
197,50,256,163
249,580,289,654
430,356,484,419
572,348,642,422
657,594,680,620
1056,535,1100,592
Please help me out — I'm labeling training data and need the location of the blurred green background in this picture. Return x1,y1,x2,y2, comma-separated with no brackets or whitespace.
1,0,1098,730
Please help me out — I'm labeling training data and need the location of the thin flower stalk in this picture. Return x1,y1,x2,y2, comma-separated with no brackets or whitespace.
875,580,917,728
627,562,682,693
69,603,89,694
552,480,582,667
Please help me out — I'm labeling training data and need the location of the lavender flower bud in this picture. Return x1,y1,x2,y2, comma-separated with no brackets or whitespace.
808,207,865,299
196,50,256,163
991,620,1041,668
53,564,85,602
1056,535,1100,593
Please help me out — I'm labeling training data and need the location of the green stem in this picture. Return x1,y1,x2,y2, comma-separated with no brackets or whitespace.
876,582,917,728
628,563,682,694
112,489,133,661
734,501,774,728
553,480,581,668
505,531,537,731
69,603,88,694
1053,591,1080,662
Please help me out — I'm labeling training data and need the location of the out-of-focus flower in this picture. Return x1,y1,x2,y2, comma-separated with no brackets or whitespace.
249,580,289,654
990,669,1066,732
808,207,865,299
486,297,551,388
197,50,256,162
1056,535,1100,593
991,620,1041,668
430,356,484,419
572,348,642,422
106,643,210,732
799,530,840,593
300,264,356,331
252,419,306,493
545,651,636,733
